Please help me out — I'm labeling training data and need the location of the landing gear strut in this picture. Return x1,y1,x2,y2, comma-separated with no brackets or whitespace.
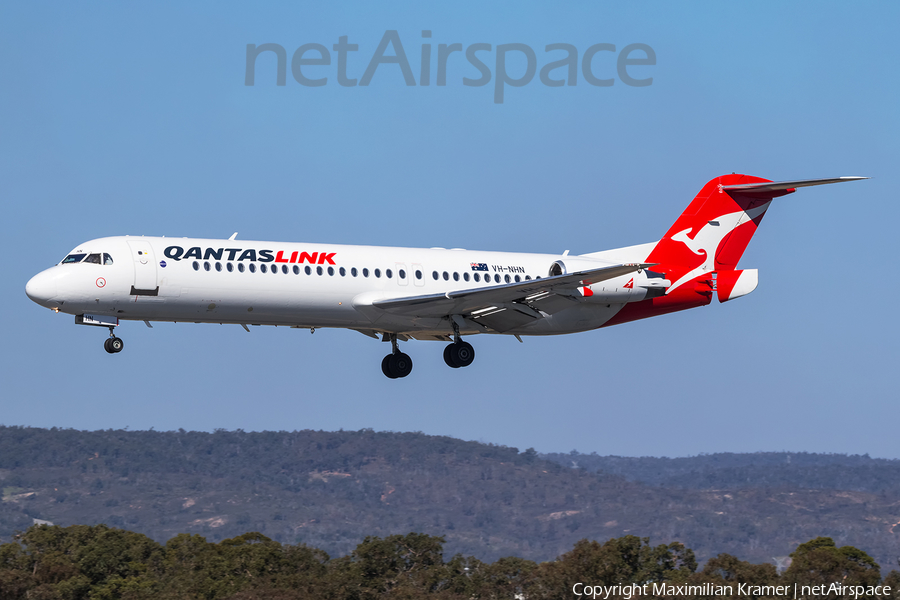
443,319,475,369
104,326,124,354
381,334,413,379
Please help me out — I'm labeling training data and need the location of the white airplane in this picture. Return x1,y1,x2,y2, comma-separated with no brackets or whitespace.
26,174,865,378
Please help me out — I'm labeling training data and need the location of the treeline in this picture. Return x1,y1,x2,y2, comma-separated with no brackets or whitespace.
541,451,900,493
4,426,900,567
1,525,898,600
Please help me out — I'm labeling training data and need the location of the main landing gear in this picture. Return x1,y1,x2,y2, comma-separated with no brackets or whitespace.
380,322,477,379
443,340,475,368
104,326,124,354
382,334,413,379
443,318,475,369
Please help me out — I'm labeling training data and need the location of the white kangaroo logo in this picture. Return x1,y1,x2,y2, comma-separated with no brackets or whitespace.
666,203,770,293
670,228,706,256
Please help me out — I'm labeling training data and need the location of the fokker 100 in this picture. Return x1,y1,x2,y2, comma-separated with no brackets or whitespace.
26,174,864,378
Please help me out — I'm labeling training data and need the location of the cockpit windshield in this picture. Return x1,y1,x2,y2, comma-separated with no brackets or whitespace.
60,252,114,265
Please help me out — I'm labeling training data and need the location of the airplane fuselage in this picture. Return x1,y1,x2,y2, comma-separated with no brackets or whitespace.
25,236,657,339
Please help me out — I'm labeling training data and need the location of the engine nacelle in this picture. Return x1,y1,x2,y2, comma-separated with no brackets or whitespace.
548,258,670,303
548,257,616,277
717,269,758,303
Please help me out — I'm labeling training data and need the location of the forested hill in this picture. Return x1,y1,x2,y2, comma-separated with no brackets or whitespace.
2,426,899,569
540,451,900,493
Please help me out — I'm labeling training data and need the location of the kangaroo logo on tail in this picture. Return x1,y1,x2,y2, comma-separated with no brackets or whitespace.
666,204,769,293
670,228,706,256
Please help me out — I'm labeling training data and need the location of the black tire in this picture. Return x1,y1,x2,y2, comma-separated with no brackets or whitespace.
454,341,475,367
382,355,397,378
443,344,460,368
104,338,115,354
389,352,413,378
110,337,124,353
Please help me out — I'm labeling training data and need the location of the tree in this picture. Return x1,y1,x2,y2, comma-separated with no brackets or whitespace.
782,537,881,600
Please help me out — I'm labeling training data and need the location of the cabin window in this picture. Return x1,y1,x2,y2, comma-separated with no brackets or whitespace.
453,272,459,281
363,268,369,277
103,253,114,265
204,262,211,271
227,263,234,272
249,264,256,273
61,254,86,264
293,265,300,274
463,272,469,282
84,253,101,264
374,268,381,278
192,261,200,271
215,262,222,272
328,266,334,276
505,274,511,283
315,266,322,276
305,266,312,275
494,274,501,283
340,267,346,276
473,273,480,282
260,264,267,273
281,265,288,274
399,269,406,279
351,267,358,277
514,274,521,282
272,265,278,275
432,271,438,280
525,275,531,280
442,271,449,281
386,269,392,278
238,263,245,273
415,270,422,280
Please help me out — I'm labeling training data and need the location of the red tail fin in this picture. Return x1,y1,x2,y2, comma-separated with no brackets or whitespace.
648,174,786,290
603,174,865,327
604,174,787,326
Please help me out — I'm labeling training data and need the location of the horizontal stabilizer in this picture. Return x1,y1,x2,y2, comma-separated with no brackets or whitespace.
722,176,868,194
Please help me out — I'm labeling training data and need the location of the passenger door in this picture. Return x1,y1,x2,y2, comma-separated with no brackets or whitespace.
126,240,158,294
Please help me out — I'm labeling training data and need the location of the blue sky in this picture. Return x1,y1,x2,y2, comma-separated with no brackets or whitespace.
2,2,898,458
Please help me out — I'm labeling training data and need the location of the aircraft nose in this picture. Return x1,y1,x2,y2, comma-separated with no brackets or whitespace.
25,270,59,307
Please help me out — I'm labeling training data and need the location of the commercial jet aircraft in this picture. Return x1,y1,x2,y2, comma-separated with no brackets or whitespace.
26,174,864,378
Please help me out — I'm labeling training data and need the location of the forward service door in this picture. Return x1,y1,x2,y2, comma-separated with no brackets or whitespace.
126,239,158,294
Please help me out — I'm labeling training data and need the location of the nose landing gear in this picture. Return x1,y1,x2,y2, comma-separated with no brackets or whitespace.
381,334,412,379
104,326,124,354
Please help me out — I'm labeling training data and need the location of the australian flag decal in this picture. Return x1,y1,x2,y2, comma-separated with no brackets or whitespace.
470,262,488,272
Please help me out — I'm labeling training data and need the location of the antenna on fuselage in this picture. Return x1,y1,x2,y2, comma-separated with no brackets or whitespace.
228,232,238,240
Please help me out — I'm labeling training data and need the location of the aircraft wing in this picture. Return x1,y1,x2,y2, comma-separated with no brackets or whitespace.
372,263,650,333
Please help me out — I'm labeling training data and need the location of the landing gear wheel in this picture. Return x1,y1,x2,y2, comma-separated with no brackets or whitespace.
389,352,413,378
109,337,124,353
444,341,475,368
104,338,114,354
382,355,398,379
443,344,459,368
453,341,475,367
